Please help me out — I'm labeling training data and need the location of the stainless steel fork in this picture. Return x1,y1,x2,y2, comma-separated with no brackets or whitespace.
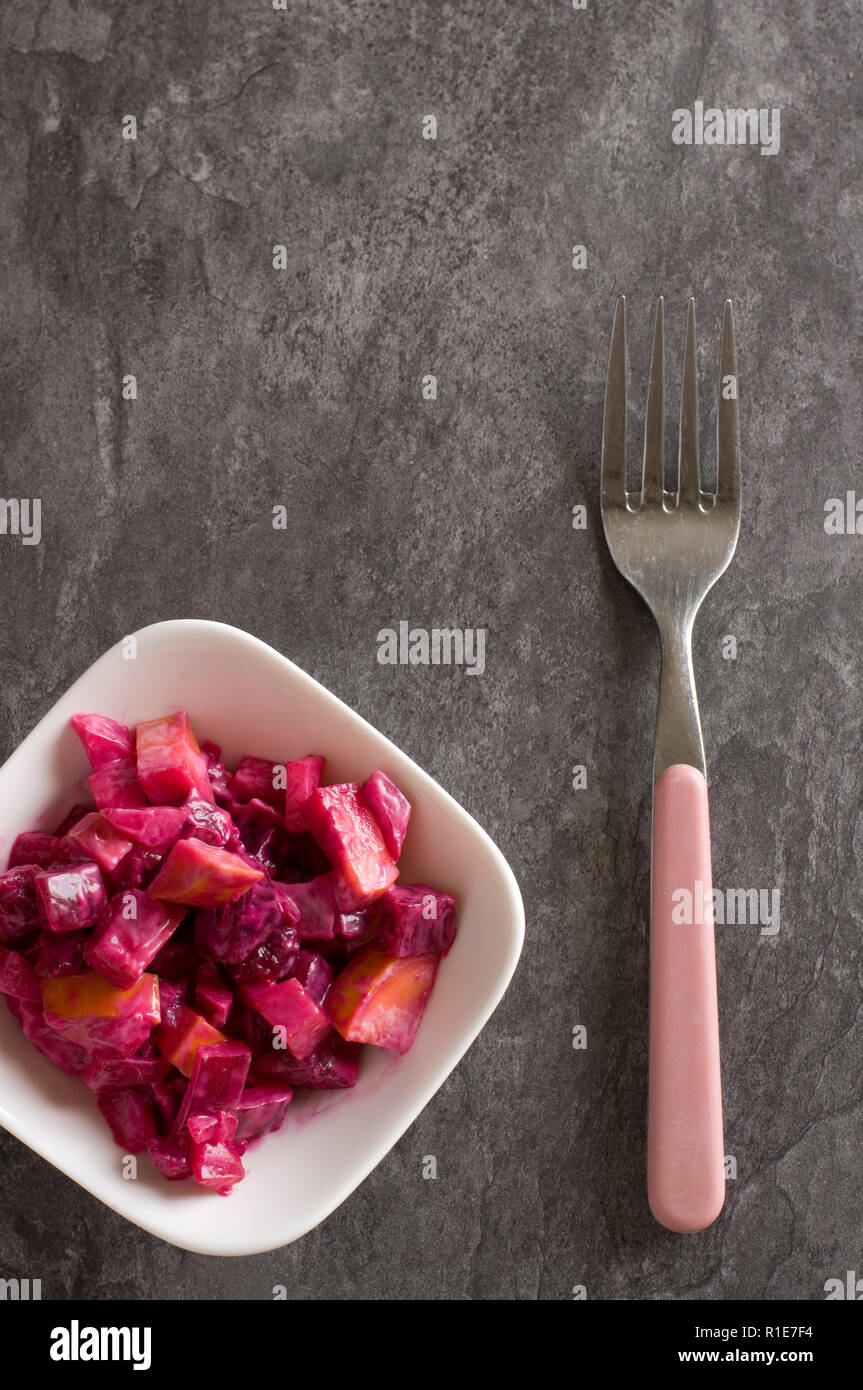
600,297,741,1233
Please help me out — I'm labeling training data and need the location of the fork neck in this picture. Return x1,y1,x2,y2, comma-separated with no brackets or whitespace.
654,617,706,781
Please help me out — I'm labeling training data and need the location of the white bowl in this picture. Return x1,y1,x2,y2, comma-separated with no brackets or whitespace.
0,620,524,1255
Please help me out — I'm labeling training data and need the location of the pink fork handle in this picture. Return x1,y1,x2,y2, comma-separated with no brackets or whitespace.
648,763,725,1233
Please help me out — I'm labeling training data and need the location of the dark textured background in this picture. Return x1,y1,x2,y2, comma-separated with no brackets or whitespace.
0,0,861,1300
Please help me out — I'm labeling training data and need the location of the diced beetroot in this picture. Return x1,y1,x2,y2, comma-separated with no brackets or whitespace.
8,995,92,1074
194,877,296,965
149,925,198,980
103,806,187,854
44,966,159,1023
187,1110,238,1143
98,1088,156,1152
194,963,233,1028
152,1003,227,1076
231,798,289,874
35,863,107,932
252,1032,360,1090
149,1073,187,1132
147,1134,192,1181
156,979,186,1027
289,949,333,1006
326,944,439,1054
0,943,42,1000
239,977,330,1060
337,906,376,939
228,921,299,986
229,1000,276,1054
283,756,325,831
172,1040,251,1136
183,797,233,848
136,712,214,805
149,839,263,908
235,1085,293,1141
229,756,284,810
88,758,148,810
41,971,160,1058
81,1053,170,1092
61,812,134,874
106,846,163,895
70,713,134,770
303,783,398,911
190,1137,245,1193
34,929,89,977
375,883,457,957
285,872,338,939
2,706,455,1194
8,832,61,869
0,865,44,941
152,978,183,1023
361,771,411,860
83,890,186,988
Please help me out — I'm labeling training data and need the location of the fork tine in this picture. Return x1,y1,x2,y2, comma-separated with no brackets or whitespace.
642,297,665,505
678,297,699,506
602,296,627,509
716,300,740,504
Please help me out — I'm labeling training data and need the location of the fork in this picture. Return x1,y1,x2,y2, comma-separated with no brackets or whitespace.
600,296,741,1233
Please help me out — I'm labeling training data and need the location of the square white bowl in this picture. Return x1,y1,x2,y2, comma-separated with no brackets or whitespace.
0,620,524,1255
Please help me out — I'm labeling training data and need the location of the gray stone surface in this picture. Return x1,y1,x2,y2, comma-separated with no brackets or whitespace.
0,0,861,1300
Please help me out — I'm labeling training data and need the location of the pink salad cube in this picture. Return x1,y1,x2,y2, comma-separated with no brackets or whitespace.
98,1088,157,1152
235,1084,294,1141
0,865,44,941
361,771,412,860
238,977,331,1060
88,758,148,810
70,713,134,769
149,839,263,908
283,756,325,831
303,783,398,911
84,890,186,988
35,863,107,933
136,711,214,805
0,944,41,1001
61,812,134,874
375,883,457,957
8,832,61,869
229,756,285,809
103,805,187,853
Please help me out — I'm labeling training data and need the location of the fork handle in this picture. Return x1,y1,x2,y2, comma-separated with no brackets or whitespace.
648,763,725,1233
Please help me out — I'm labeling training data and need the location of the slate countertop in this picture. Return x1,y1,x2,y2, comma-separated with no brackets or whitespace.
0,0,860,1299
